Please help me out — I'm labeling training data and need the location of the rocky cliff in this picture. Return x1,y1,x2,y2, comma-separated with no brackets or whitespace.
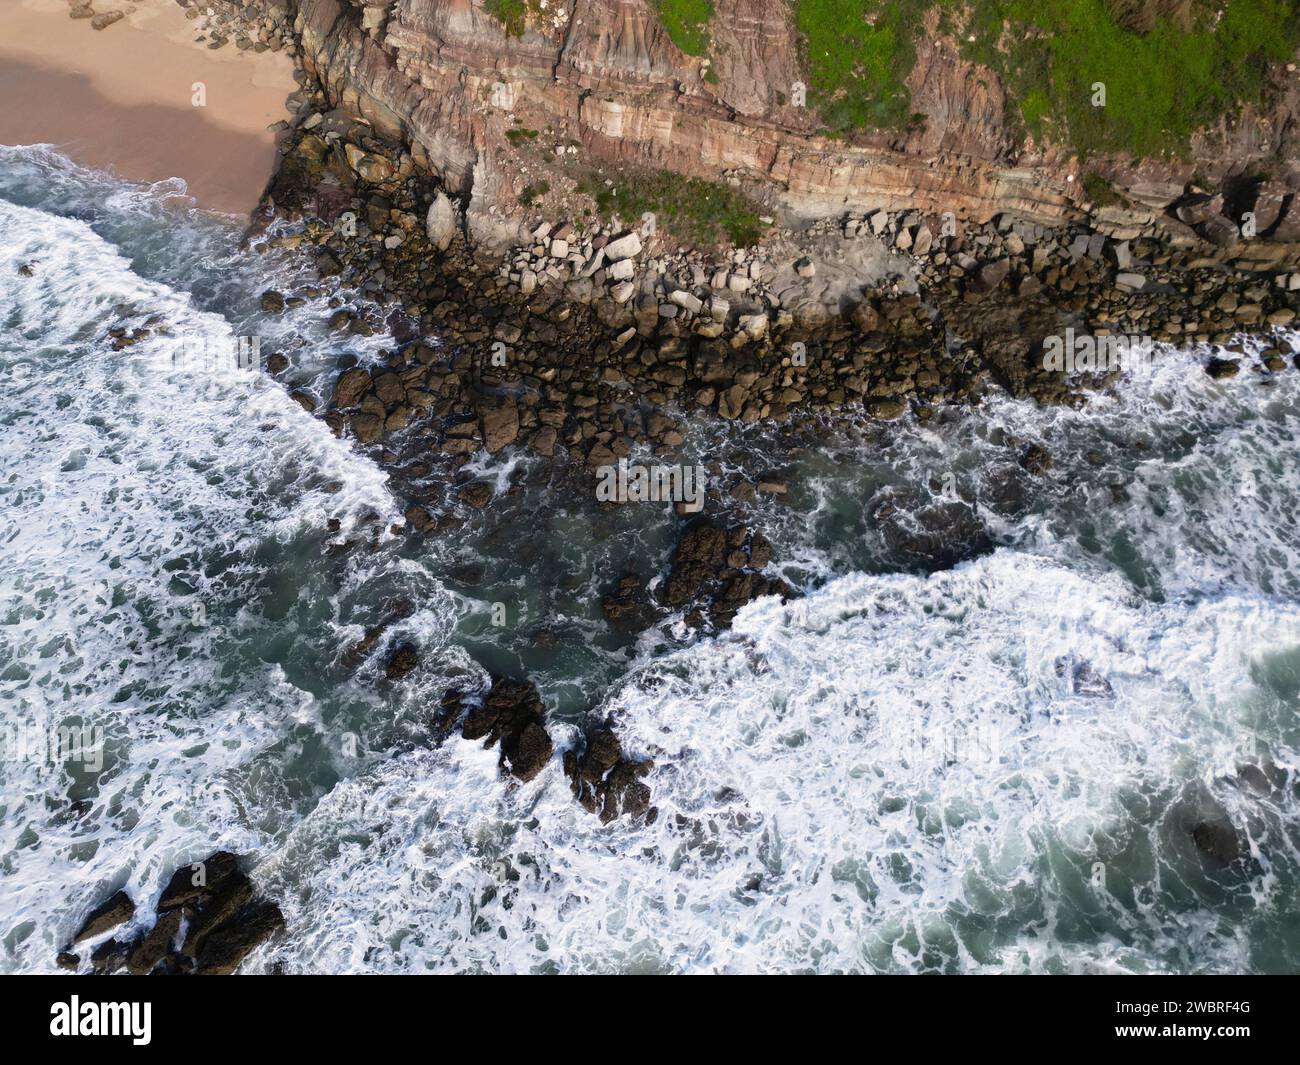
264,0,1300,246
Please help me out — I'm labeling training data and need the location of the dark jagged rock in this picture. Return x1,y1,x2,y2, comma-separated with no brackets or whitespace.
127,909,183,975
662,524,729,608
181,875,256,957
461,678,555,782
73,889,135,944
61,852,284,975
158,850,241,911
194,902,286,976
564,727,656,824
446,679,651,819
663,523,794,628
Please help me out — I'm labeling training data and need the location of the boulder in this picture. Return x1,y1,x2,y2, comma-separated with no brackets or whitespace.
194,902,285,975
478,396,519,453
73,890,134,944
158,851,241,911
331,368,372,408
971,259,1010,293
343,144,394,183
1197,215,1239,249
425,191,457,252
1175,191,1223,226
604,232,642,261
670,290,704,315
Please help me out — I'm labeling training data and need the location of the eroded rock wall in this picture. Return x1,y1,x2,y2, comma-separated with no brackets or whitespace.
280,0,1300,230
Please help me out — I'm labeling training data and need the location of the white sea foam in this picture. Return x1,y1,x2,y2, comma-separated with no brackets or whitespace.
2,156,1298,974
0,198,396,968
256,551,1300,973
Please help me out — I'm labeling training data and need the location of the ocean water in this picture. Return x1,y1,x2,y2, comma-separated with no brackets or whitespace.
1,146,1298,974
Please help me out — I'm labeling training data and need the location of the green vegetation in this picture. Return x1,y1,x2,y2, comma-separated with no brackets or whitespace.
794,0,933,133
578,169,766,249
655,0,714,57
962,0,1300,156
792,0,1300,157
505,128,540,146
519,180,550,207
1082,172,1123,207
485,0,527,37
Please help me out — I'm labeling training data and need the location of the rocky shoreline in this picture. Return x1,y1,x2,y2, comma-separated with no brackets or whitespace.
254,105,1300,452
262,119,1299,432
58,2,1300,972
239,4,1300,853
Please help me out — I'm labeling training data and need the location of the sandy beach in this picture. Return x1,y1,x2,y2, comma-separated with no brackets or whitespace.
0,0,298,214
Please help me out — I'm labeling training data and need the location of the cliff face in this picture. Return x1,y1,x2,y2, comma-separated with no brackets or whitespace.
282,0,1300,236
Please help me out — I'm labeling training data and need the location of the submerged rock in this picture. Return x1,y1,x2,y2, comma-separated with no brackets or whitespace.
1191,808,1241,866
873,491,993,573
385,642,419,681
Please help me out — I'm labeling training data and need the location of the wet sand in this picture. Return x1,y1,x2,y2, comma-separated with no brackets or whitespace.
0,0,298,215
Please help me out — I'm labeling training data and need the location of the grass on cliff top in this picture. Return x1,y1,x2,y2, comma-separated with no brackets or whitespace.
485,0,527,37
965,0,1300,156
794,0,1300,157
579,169,766,250
655,0,714,57
795,0,933,133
